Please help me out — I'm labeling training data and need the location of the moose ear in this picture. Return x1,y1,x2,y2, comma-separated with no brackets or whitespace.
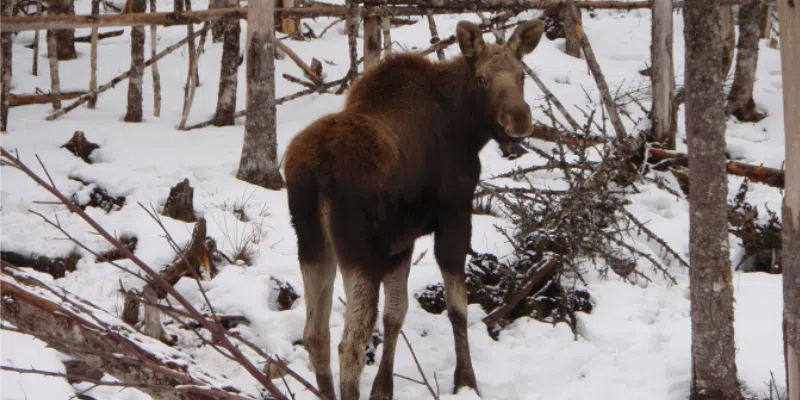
457,21,485,59
507,20,545,59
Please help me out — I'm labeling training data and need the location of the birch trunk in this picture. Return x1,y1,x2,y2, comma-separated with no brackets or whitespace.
684,0,743,399
650,0,677,149
363,15,382,68
46,30,62,110
726,0,767,122
149,0,161,116
382,16,392,54
124,0,146,122
1,0,12,132
777,2,800,399
214,0,241,126
88,0,99,108
236,0,284,190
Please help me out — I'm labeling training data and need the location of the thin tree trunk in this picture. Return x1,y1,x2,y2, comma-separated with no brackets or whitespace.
363,15,381,68
237,0,284,190
425,11,445,60
211,0,225,41
650,0,676,149
1,0,13,132
279,0,297,35
777,2,800,399
720,5,735,79
178,21,208,129
180,0,200,90
46,30,62,110
214,1,241,127
684,1,743,399
382,16,392,54
761,5,774,38
124,0,146,122
88,0,99,108
726,0,767,122
32,0,42,76
50,0,77,60
149,0,161,116
564,4,581,58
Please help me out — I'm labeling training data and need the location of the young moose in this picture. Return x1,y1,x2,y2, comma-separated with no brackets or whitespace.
284,19,545,400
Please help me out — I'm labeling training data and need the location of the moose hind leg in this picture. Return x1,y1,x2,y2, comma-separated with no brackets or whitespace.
370,247,413,400
435,210,479,395
338,266,380,400
300,243,337,399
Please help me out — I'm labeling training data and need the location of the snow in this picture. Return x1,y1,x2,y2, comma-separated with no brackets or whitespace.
0,1,788,399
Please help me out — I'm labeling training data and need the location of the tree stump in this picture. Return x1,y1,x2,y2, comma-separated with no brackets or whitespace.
161,179,197,222
61,131,100,163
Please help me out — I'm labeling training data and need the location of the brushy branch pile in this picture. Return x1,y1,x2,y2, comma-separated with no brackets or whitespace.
416,102,690,339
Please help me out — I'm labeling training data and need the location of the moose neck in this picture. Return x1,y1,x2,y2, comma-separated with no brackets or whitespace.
435,56,495,154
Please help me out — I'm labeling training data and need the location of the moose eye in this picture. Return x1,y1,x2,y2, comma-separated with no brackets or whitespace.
477,76,487,87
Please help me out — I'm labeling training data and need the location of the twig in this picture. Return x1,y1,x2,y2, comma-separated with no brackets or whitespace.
482,256,560,326
400,331,438,399
522,63,581,131
277,40,322,85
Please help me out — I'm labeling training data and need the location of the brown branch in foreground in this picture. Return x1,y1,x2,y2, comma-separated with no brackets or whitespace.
0,148,293,400
1,263,255,400
566,1,627,139
482,256,560,326
46,24,210,121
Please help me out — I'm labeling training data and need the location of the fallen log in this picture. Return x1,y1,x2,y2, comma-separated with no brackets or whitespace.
74,28,123,42
1,262,254,400
9,90,85,106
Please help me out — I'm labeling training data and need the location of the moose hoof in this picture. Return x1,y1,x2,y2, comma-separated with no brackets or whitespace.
453,366,479,396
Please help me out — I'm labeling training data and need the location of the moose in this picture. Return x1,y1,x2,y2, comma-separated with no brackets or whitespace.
284,19,545,400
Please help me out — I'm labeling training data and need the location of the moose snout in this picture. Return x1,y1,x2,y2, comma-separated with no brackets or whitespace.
497,104,534,138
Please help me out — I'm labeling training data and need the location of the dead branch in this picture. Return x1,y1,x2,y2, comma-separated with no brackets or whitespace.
400,331,439,400
522,63,582,132
47,24,210,121
0,148,294,400
9,90,85,106
566,1,627,139
338,0,359,94
648,148,785,188
276,40,322,85
74,29,124,41
1,263,255,400
482,255,560,326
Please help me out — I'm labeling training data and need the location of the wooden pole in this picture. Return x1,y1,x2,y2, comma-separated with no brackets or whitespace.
777,0,800,398
650,0,676,149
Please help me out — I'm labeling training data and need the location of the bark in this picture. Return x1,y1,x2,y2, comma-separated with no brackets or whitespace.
566,1,628,139
777,2,800,399
683,1,743,399
161,178,198,222
760,5,774,38
47,25,209,121
124,0,146,122
9,91,84,106
49,0,76,60
363,15,382,68
0,264,250,400
564,4,581,58
726,0,768,122
31,0,42,76
215,2,241,127
651,0,677,149
88,0,99,108
149,0,161,116
720,5,735,78
237,0,285,190
279,0,297,34
425,10,445,60
211,0,226,41
1,0,12,132
46,29,62,110
382,16,392,53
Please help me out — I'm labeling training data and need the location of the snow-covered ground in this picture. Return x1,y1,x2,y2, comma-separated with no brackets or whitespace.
1,1,788,399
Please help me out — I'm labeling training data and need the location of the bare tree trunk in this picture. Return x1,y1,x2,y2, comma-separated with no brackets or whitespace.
720,5,735,79
382,16,392,54
726,0,767,122
50,0,77,60
149,0,161,117
215,1,241,127
180,0,200,88
124,0,146,122
237,0,284,190
211,0,225,41
777,2,800,399
761,5,774,38
46,30,62,110
279,0,297,35
1,0,13,132
684,1,743,399
88,0,99,108
363,15,381,68
425,11,445,60
650,0,677,149
32,0,42,76
564,4,581,58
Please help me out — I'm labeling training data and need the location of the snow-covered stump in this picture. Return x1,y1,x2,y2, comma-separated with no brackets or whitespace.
236,0,284,190
777,0,800,397
61,130,100,163
650,0,677,149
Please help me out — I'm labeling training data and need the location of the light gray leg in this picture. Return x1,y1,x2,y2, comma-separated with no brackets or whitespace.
301,244,337,400
338,267,380,400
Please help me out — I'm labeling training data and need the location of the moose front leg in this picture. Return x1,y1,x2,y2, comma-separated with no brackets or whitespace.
434,208,479,395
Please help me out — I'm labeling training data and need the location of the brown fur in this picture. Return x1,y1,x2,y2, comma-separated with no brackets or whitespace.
285,20,545,400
